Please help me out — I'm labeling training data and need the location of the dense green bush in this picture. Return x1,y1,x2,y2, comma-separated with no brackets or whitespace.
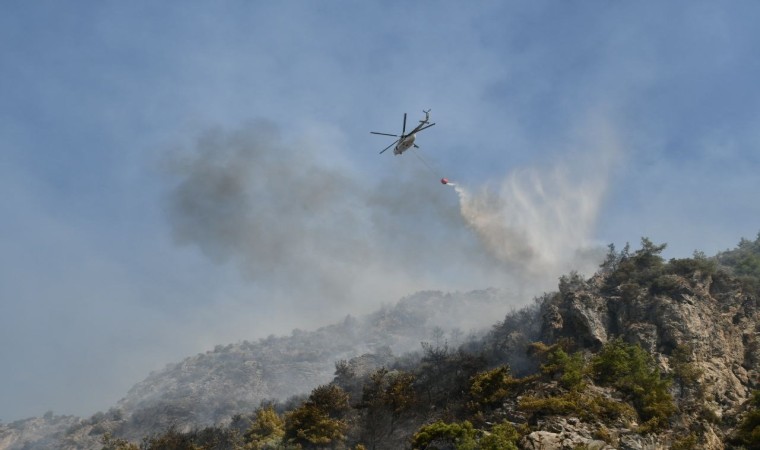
517,393,579,417
244,405,284,449
282,384,350,448
468,366,520,407
719,235,760,274
518,390,636,423
410,420,519,450
284,404,347,448
411,420,478,450
603,238,669,293
591,339,675,430
665,254,717,277
530,342,587,391
649,274,684,296
478,421,519,450
717,233,760,295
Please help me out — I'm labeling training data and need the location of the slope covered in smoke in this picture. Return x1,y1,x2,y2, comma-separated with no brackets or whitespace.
0,289,512,449
116,290,509,432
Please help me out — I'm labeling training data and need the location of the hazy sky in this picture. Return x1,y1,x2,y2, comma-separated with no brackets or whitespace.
2,1,759,421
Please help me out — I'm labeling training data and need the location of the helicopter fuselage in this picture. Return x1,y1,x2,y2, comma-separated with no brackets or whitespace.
394,134,416,155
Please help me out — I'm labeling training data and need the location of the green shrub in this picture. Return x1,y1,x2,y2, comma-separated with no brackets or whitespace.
479,421,519,450
469,366,521,407
518,394,577,417
244,405,284,449
411,420,519,450
284,404,347,448
411,420,478,450
650,274,683,295
558,352,587,391
605,238,667,291
670,433,699,450
530,342,587,391
591,339,675,430
716,234,760,295
307,384,350,418
283,384,350,448
666,255,717,277
518,391,636,423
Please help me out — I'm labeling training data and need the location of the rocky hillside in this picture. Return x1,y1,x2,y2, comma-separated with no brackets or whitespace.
0,289,511,450
528,244,759,448
85,235,760,450
3,234,760,449
0,414,80,450
543,261,759,420
460,237,759,449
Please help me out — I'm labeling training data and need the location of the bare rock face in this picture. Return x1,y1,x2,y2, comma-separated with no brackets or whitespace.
520,417,615,449
541,269,760,446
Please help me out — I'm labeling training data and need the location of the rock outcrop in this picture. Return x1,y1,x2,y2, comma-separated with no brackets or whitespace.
533,264,760,448
4,238,760,449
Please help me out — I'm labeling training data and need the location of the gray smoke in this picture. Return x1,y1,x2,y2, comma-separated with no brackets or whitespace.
165,121,478,318
165,119,617,323
455,164,608,288
455,117,621,291
169,122,362,303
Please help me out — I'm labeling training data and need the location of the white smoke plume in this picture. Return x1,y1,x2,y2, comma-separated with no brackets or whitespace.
455,167,605,285
454,120,621,291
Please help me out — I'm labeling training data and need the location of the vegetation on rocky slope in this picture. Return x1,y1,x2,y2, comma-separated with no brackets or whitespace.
4,234,759,449
91,233,760,449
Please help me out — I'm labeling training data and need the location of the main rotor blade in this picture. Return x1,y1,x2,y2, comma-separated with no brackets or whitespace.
379,139,399,154
401,113,407,137
416,122,435,133
370,131,399,137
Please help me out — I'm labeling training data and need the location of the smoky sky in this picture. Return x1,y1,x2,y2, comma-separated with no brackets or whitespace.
168,122,365,278
165,121,482,309
165,119,616,313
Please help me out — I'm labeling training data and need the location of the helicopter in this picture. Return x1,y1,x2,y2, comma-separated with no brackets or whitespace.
371,110,436,155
